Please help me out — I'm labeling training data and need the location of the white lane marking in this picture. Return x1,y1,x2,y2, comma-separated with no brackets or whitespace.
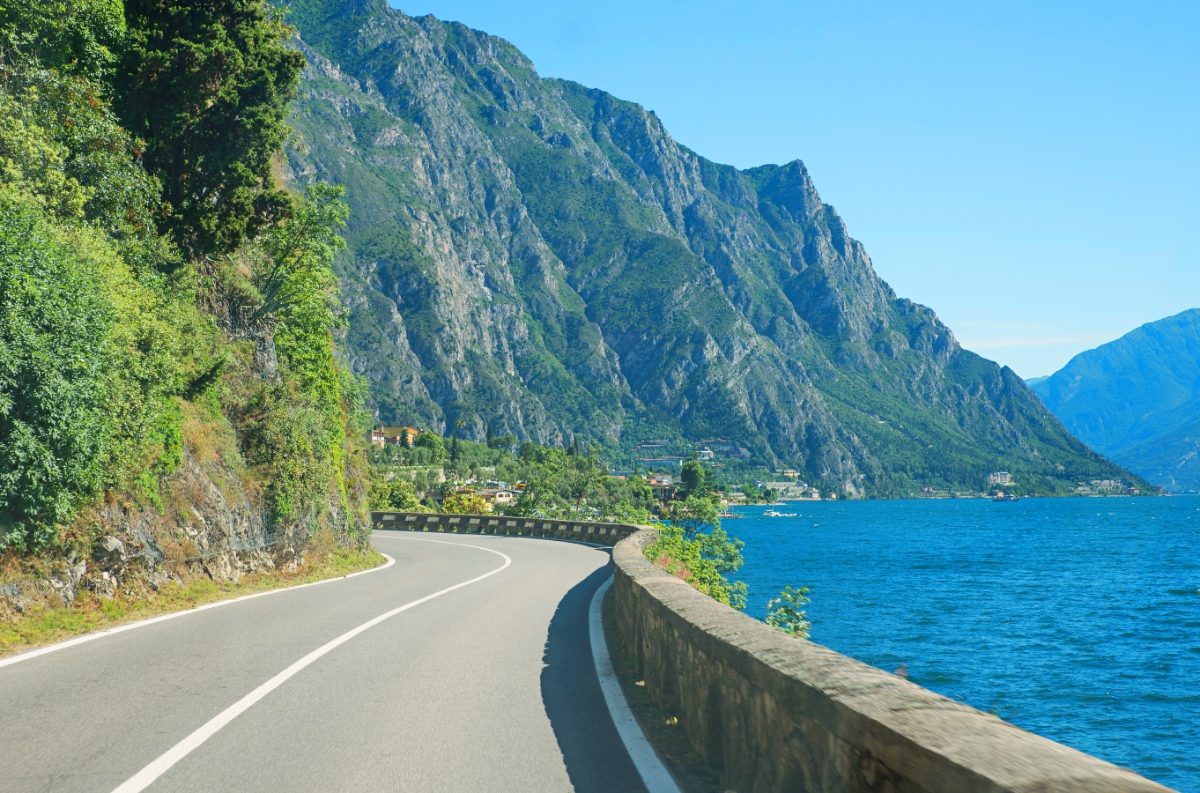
0,553,397,670
589,576,683,793
110,538,511,793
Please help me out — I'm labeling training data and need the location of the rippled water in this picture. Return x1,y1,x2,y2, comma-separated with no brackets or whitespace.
731,496,1200,792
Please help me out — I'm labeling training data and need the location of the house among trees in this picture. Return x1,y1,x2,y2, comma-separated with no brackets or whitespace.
371,425,423,448
988,471,1014,486
478,488,516,506
647,473,676,502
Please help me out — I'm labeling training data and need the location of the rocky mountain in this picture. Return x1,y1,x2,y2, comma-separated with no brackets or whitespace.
1031,310,1200,492
279,0,1135,496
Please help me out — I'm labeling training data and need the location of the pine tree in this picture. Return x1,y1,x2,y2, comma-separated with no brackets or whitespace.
117,0,304,257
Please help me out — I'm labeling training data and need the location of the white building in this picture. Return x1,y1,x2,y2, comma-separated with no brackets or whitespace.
988,471,1013,486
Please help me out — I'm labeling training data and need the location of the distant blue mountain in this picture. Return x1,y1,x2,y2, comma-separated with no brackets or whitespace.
1030,309,1200,492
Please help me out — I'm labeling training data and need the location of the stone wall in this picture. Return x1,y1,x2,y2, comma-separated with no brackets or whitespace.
373,513,1173,792
612,528,1172,793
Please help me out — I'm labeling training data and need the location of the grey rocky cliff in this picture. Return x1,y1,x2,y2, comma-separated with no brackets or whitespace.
281,0,1135,495
1,447,330,619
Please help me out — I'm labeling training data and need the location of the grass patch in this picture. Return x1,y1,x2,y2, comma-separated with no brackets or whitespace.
0,544,385,657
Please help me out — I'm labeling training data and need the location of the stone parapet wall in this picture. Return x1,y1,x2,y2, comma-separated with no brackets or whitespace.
611,528,1172,793
372,513,1172,792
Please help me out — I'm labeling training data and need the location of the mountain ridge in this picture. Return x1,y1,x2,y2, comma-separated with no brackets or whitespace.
279,0,1137,496
1031,309,1200,492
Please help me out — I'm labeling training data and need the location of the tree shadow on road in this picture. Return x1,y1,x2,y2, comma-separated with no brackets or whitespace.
540,558,647,793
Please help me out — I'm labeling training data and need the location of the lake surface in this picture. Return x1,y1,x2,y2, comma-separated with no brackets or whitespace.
730,496,1200,792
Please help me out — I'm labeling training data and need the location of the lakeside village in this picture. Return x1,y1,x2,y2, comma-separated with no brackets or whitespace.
368,426,1143,516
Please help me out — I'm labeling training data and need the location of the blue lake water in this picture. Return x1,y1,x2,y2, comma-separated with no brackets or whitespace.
730,496,1200,792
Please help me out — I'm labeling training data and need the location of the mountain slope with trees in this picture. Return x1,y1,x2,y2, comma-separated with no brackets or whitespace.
279,0,1134,497
0,0,368,603
1031,309,1200,492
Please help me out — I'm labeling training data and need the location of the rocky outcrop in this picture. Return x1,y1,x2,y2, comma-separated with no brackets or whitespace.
281,0,1134,495
0,447,319,620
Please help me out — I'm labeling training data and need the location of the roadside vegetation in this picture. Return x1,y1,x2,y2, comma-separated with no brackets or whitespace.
369,436,658,522
765,586,811,638
0,0,377,648
0,0,367,555
642,462,749,609
371,438,758,611
0,539,384,656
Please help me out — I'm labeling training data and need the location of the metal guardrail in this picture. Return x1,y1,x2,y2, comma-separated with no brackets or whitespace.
370,511,641,545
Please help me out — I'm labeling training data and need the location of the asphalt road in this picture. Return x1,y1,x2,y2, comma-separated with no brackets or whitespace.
0,532,648,793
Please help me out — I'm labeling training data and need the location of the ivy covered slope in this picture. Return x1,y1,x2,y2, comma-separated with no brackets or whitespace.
1031,309,1200,493
282,0,1132,496
0,0,368,584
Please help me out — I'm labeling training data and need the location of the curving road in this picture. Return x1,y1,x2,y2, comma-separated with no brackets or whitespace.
0,532,649,792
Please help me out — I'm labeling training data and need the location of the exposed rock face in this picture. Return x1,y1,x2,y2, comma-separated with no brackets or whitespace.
1,449,322,618
1032,309,1200,493
281,0,1132,495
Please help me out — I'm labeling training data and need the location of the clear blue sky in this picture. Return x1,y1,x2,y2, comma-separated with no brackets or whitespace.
394,1,1198,378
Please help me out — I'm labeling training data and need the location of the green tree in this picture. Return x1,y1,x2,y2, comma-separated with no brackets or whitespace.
0,0,125,81
0,64,167,267
511,446,568,516
441,491,491,515
679,458,710,498
0,191,114,549
117,0,305,256
665,493,721,538
242,183,347,327
766,586,811,638
413,431,446,464
518,441,539,462
644,522,747,609
368,477,421,512
487,433,515,451
230,185,354,530
564,448,606,514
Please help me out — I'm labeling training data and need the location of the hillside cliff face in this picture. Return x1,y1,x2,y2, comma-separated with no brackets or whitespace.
1032,310,1200,493
282,0,1131,495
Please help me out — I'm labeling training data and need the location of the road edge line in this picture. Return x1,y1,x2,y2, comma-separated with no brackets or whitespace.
0,552,397,670
589,575,683,793
110,538,511,793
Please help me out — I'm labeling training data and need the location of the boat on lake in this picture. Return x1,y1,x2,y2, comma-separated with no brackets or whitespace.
763,509,798,517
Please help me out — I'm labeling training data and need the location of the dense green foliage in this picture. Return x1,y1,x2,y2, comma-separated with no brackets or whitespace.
0,194,114,547
118,0,304,256
0,0,125,82
644,521,748,609
368,477,421,512
221,182,354,526
0,56,204,549
370,437,658,523
765,586,811,638
0,0,364,552
678,459,710,499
